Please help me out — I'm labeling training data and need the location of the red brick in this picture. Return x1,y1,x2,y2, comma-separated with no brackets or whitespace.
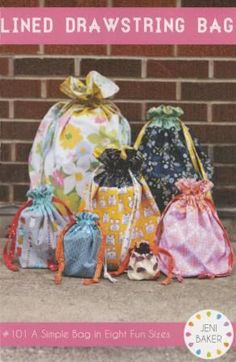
0,46,39,54
212,104,236,123
16,144,33,162
1,144,12,162
81,59,141,78
0,80,41,98
113,0,175,5
132,123,236,145
0,186,10,202
14,101,54,119
182,83,236,101
111,45,174,57
0,101,9,118
47,79,64,99
214,188,236,208
145,103,208,122
0,164,29,183
14,58,74,76
214,61,236,79
131,122,145,141
13,185,29,202
182,0,234,6
178,46,236,57
47,81,144,119
117,81,176,100
214,146,236,164
190,125,236,144
45,45,106,55
116,102,142,123
0,58,9,76
1,121,39,141
1,0,38,5
45,0,106,5
214,166,236,186
147,60,208,79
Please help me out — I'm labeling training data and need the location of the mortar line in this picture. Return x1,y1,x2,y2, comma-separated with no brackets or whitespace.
209,59,214,79
9,185,14,203
141,103,146,121
176,81,181,101
39,45,45,55
4,55,236,61
11,144,16,162
207,103,213,123
9,100,14,119
74,58,81,76
107,44,111,56
141,59,147,78
8,58,14,77
2,76,236,83
174,45,178,57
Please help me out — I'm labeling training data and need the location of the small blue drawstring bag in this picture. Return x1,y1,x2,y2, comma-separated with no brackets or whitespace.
55,211,112,285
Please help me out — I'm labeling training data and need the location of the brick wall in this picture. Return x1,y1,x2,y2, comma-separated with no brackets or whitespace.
0,0,236,218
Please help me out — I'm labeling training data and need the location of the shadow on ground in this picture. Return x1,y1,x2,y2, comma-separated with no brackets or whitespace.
0,243,236,361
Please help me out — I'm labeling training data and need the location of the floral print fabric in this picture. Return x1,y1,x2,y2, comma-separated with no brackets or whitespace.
136,105,213,212
29,71,131,212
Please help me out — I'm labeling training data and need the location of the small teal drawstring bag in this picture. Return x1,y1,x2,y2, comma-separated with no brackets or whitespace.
55,211,108,285
3,185,72,271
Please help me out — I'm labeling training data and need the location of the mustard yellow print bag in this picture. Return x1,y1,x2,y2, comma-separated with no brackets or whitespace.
86,146,160,271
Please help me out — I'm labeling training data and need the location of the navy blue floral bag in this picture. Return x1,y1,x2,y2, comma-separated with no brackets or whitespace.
134,105,213,212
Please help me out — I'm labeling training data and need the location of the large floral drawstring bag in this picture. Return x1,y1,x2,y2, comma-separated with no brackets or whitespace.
29,71,131,212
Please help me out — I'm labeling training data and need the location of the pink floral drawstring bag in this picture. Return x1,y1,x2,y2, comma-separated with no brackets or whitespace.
156,178,235,280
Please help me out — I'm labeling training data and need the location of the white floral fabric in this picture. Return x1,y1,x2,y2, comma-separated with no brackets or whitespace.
29,71,131,212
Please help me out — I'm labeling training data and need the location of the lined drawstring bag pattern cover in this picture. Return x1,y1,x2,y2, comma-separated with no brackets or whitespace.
86,146,160,271
55,212,106,285
3,185,72,271
156,179,235,280
29,71,131,212
134,105,213,212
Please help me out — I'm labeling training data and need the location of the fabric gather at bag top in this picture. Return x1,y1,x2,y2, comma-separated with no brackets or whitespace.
156,178,235,280
3,185,73,272
55,211,112,285
85,145,160,272
110,240,174,286
134,105,214,212
29,71,131,213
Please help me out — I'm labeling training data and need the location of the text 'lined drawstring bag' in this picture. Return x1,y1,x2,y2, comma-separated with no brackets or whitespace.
134,105,213,212
86,146,160,271
156,179,235,280
54,211,112,285
29,71,131,213
110,241,174,286
3,185,73,271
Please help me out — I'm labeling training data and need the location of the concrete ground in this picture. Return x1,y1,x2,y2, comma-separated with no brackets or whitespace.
0,242,236,361
1,347,236,362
